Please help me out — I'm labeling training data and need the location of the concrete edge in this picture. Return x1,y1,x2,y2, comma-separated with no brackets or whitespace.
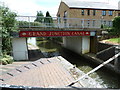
56,56,103,88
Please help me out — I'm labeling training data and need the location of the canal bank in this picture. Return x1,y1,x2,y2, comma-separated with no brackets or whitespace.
52,38,120,75
36,39,120,88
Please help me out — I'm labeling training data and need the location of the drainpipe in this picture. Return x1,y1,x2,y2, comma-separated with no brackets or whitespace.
26,38,29,60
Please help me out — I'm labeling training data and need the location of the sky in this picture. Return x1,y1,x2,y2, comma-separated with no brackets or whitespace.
0,0,120,17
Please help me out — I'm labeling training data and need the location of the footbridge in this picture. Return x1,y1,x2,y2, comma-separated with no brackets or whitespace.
12,16,111,60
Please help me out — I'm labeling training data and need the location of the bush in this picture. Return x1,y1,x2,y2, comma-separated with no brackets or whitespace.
36,37,44,41
0,59,8,65
18,21,42,27
110,16,120,36
0,55,14,65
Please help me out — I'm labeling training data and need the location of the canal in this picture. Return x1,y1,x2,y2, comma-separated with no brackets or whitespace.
36,38,120,88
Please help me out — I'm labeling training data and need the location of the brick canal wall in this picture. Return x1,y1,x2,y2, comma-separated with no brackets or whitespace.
97,42,113,52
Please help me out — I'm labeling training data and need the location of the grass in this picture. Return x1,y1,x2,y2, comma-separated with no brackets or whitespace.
108,38,120,44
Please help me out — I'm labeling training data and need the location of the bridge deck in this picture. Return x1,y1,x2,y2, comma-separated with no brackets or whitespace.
1,56,103,88
1,57,81,88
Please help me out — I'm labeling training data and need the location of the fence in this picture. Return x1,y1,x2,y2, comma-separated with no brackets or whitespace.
16,16,113,29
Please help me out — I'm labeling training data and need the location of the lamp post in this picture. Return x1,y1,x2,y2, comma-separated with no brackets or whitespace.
100,15,104,28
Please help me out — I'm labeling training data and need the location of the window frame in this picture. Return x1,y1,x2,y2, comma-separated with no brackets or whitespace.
109,11,113,16
92,20,95,27
87,10,90,15
81,9,84,15
64,11,67,18
118,13,120,16
102,10,106,16
93,10,96,16
108,21,112,27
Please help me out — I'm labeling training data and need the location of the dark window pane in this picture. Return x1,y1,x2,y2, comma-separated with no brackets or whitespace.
81,9,84,15
93,10,96,16
88,10,90,15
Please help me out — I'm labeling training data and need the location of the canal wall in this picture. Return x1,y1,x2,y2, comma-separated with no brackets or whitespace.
84,41,120,75
51,39,120,75
96,46,115,62
97,42,113,52
83,53,120,75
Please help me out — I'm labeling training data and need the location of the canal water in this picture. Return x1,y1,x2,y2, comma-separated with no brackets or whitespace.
36,39,120,88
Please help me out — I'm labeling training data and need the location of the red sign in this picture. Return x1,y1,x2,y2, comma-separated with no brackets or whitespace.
19,31,90,37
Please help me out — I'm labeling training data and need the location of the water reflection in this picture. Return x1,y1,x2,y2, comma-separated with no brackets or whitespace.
37,39,120,88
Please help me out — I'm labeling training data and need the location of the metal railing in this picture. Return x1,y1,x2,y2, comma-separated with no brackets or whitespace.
16,16,113,29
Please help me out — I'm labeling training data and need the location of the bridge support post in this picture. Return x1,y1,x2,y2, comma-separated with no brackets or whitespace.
63,36,90,54
12,38,28,60
82,36,90,54
90,36,98,53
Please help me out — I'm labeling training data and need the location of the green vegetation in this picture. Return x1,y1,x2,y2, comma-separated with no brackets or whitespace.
101,24,110,29
36,37,44,41
0,4,16,64
52,37,63,42
18,21,42,27
0,54,14,65
1,6,17,55
109,16,120,36
108,38,120,43
44,11,53,26
34,11,44,23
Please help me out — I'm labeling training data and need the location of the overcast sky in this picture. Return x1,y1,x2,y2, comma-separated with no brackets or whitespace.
1,0,119,17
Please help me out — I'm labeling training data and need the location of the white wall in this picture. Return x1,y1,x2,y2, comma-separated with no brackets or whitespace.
63,36,82,54
63,36,90,54
82,36,90,54
12,38,28,60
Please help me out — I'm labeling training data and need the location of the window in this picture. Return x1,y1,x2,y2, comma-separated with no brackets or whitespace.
93,20,95,27
109,11,113,16
81,9,84,15
118,13,120,16
64,11,67,27
64,11,67,18
104,20,106,25
87,20,90,27
57,14,61,23
87,10,90,15
108,21,112,27
102,10,106,16
93,10,96,16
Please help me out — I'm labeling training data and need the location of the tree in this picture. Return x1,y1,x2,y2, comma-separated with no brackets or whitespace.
44,11,53,26
34,11,44,23
1,6,17,54
110,16,120,36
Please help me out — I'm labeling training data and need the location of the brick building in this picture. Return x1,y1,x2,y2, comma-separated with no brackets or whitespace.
57,0,120,28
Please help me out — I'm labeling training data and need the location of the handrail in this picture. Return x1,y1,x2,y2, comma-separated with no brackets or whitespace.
16,16,113,29
67,52,120,86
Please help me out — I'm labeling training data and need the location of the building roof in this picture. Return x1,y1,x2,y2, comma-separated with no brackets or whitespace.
63,0,118,10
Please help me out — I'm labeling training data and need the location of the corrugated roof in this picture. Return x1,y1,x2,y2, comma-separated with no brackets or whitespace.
63,0,118,10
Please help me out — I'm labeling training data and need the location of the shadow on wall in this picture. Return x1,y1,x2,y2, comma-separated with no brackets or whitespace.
28,49,45,61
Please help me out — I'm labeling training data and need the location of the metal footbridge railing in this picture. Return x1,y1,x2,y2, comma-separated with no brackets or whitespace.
16,16,113,30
